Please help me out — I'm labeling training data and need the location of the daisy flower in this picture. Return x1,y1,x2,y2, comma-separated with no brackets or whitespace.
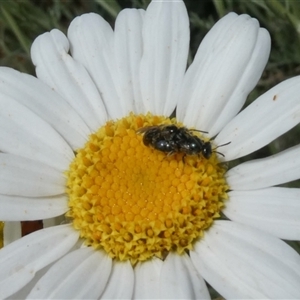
1,0,300,299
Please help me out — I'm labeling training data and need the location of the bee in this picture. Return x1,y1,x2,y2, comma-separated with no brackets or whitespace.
137,124,213,159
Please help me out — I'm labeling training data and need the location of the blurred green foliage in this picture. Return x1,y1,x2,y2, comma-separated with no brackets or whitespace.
1,0,300,77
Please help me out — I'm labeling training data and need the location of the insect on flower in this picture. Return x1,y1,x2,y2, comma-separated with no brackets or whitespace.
137,125,231,160
137,125,206,158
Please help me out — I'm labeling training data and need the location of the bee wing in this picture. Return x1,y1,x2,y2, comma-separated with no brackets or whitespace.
136,125,164,134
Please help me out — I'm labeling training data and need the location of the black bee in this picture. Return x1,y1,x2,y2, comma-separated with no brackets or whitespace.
137,124,213,159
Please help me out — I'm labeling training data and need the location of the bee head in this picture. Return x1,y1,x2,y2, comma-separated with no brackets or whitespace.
202,142,212,159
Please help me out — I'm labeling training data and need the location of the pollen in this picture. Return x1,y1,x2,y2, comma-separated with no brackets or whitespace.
66,113,228,264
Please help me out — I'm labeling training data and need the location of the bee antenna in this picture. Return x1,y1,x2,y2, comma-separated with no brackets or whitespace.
215,141,231,149
212,141,231,156
215,151,225,157
189,129,209,134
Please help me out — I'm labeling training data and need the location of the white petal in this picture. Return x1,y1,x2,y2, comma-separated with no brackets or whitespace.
3,221,21,246
0,93,73,170
7,263,55,300
208,28,270,137
7,263,53,299
216,76,300,161
28,247,112,299
114,8,145,114
0,154,65,197
133,257,163,299
0,224,79,299
68,13,123,119
101,260,134,299
0,194,68,221
190,221,300,299
227,144,300,190
140,0,189,115
160,252,210,299
178,13,269,136
31,29,108,132
14,239,84,300
0,67,89,150
224,187,300,240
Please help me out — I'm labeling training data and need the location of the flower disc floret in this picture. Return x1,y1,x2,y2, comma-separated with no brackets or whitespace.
66,113,228,263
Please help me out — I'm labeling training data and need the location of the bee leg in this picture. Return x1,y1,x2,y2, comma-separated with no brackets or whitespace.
166,151,175,157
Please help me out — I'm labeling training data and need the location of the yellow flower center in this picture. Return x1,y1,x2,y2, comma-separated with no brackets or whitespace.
66,113,228,264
